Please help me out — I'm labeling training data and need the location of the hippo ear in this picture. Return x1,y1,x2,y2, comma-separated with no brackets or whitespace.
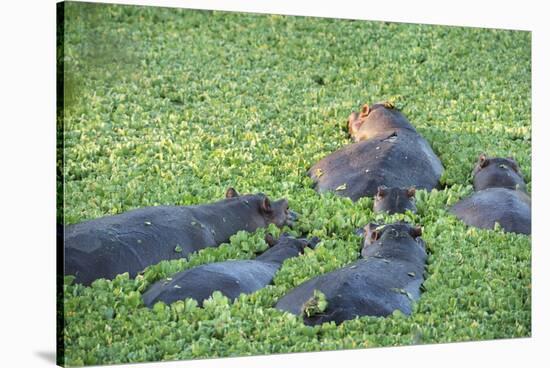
478,154,489,168
225,187,239,198
409,226,422,238
377,186,387,198
407,187,416,198
359,103,370,118
348,111,361,133
265,233,277,247
364,223,381,243
260,197,272,213
365,223,379,232
370,229,380,242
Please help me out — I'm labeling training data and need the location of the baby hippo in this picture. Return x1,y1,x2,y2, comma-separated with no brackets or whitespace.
373,186,417,214
63,188,298,285
472,154,526,192
451,155,531,235
142,234,319,307
275,222,427,326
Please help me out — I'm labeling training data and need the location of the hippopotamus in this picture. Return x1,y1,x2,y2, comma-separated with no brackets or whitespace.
308,102,443,201
142,234,319,307
275,222,427,326
450,188,531,234
373,186,417,214
63,188,298,285
472,154,527,192
450,155,531,235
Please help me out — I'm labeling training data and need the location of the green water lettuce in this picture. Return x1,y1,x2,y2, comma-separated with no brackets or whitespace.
59,2,531,366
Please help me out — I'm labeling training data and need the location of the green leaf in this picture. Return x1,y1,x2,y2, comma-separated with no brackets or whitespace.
335,183,347,191
301,290,328,317
103,307,115,320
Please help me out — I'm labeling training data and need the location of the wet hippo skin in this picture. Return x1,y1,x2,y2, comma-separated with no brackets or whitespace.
472,154,527,192
451,188,531,235
63,188,298,285
142,234,319,307
373,186,417,214
451,155,531,235
275,222,427,326
309,102,443,201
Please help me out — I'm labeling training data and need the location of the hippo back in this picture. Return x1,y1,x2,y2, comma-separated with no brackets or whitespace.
450,188,531,235
64,206,214,285
276,256,425,325
64,198,270,285
142,260,279,307
309,130,443,201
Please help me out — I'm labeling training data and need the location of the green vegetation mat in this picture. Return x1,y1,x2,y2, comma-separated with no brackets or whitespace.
59,2,531,366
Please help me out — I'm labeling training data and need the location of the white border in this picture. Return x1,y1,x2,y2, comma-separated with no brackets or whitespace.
1,0,548,367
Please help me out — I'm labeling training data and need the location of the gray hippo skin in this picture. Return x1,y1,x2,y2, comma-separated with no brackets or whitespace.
308,102,443,201
275,222,427,326
63,188,298,285
472,154,527,192
373,186,417,214
450,188,531,235
451,155,531,235
142,234,319,307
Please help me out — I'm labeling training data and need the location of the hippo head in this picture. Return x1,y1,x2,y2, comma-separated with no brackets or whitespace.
373,186,417,214
265,233,320,251
348,101,415,142
472,154,526,192
225,188,298,228
257,233,320,263
359,221,422,258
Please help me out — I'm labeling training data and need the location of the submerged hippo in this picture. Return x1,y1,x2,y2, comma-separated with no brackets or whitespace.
373,186,417,214
309,102,443,201
472,154,527,192
275,222,427,326
63,188,298,285
451,188,531,234
142,234,319,307
451,155,531,235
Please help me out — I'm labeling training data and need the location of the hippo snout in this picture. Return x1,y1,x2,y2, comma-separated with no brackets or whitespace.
308,236,321,249
285,210,299,226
